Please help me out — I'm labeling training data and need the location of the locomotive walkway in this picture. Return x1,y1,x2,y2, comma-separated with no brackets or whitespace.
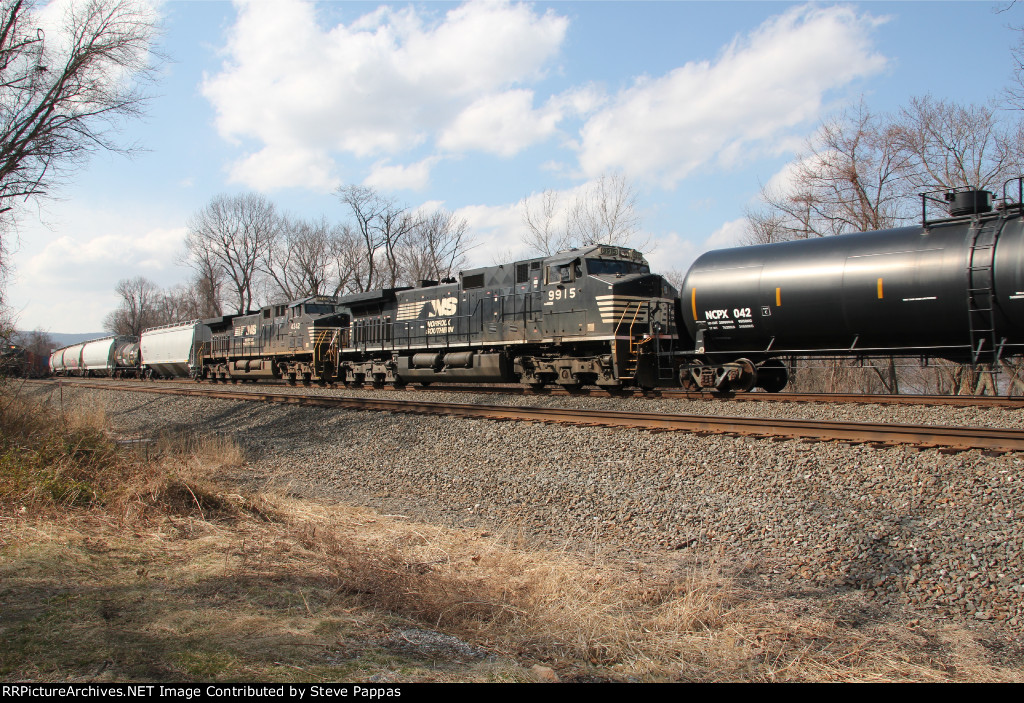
43,379,1024,454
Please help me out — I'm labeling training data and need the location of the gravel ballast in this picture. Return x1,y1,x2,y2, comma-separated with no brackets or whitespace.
31,382,1024,639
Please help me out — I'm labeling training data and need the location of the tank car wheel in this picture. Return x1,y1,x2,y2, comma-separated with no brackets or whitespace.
301,373,312,387
755,359,788,393
417,381,432,387
728,358,757,393
286,373,297,386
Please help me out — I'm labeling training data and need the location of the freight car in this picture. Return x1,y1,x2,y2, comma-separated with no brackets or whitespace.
50,336,139,377
679,185,1024,391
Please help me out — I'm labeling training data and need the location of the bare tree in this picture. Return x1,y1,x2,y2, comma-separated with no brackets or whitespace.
262,215,335,300
190,253,224,317
399,208,472,284
336,185,417,289
745,96,1024,394
894,95,1022,192
327,223,369,295
521,188,570,256
185,193,279,314
744,102,911,245
103,275,159,336
521,173,644,256
12,326,52,356
567,172,643,248
0,0,158,303
337,185,387,292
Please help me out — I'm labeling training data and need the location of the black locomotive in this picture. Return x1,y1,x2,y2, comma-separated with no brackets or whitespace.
198,245,680,389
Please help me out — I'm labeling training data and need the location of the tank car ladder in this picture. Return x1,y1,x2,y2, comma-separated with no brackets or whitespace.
965,217,1006,365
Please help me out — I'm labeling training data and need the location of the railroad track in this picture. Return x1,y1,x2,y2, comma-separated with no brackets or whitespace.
40,379,1024,454
405,384,1024,408
39,374,1024,407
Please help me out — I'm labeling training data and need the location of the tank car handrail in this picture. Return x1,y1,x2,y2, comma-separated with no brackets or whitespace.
1002,176,1024,209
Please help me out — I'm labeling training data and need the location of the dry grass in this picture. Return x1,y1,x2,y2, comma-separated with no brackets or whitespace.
1,386,1021,682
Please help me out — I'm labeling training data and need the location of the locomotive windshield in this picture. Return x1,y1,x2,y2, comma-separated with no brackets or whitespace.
304,303,335,315
586,259,651,276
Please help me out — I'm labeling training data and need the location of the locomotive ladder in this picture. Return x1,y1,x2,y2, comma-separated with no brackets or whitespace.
613,301,644,380
965,217,1006,365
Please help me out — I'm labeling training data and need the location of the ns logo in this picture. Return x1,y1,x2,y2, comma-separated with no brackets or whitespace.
428,296,458,317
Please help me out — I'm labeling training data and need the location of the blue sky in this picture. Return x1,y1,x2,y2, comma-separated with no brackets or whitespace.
8,0,1024,333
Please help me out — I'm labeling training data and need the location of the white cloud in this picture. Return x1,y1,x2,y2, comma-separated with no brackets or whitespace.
8,203,191,332
440,85,604,157
577,4,887,187
702,218,747,250
363,157,437,191
439,90,561,156
22,227,188,292
228,145,339,193
454,201,531,266
203,0,569,190
645,231,697,274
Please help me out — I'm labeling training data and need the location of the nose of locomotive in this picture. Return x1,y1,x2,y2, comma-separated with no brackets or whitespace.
607,273,674,298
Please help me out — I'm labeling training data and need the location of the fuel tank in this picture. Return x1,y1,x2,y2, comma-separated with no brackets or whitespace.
681,212,1024,361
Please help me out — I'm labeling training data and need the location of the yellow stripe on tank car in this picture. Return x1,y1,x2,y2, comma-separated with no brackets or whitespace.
691,288,697,321
877,278,884,299
776,287,781,306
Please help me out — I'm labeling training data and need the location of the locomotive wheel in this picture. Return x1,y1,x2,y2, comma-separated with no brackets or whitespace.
756,359,788,393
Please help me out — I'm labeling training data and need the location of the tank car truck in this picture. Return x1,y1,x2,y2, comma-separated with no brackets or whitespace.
334,245,681,389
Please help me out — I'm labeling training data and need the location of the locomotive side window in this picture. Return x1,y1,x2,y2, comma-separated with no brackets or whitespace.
547,263,574,284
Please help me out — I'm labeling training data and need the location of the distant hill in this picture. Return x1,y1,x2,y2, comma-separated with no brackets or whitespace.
17,331,109,349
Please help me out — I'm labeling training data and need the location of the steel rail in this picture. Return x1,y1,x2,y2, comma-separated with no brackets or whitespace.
37,375,1024,407
405,384,1024,408
45,380,1024,453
